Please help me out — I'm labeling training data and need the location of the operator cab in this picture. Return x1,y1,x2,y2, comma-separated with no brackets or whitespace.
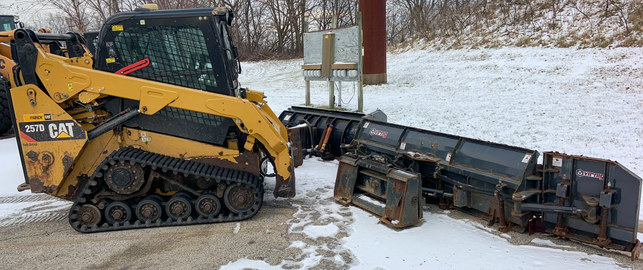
95,7,241,97
0,15,22,32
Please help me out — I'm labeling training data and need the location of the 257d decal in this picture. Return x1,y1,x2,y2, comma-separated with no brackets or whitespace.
19,120,86,142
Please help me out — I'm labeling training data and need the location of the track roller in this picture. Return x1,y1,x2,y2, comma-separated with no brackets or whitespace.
105,201,132,225
166,192,192,221
196,192,222,218
224,183,257,214
77,205,101,226
136,195,163,223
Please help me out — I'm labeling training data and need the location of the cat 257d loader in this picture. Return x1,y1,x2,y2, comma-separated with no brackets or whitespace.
0,7,296,232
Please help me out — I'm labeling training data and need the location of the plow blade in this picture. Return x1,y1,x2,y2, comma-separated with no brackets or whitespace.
335,119,642,259
279,106,386,159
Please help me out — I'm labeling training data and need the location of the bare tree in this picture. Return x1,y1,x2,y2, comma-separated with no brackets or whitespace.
40,0,643,59
612,0,643,35
47,0,90,33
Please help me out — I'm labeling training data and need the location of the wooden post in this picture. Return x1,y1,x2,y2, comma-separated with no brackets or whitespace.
329,81,335,108
358,0,387,85
358,80,363,112
330,14,337,109
357,11,364,112
303,20,308,106
337,81,342,108
322,33,335,109
305,80,310,106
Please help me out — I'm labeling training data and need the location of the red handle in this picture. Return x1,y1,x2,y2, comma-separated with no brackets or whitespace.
115,58,150,75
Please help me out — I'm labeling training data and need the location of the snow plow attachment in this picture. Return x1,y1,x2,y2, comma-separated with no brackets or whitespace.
335,119,642,259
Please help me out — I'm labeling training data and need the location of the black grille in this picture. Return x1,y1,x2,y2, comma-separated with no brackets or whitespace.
158,107,224,127
113,25,217,91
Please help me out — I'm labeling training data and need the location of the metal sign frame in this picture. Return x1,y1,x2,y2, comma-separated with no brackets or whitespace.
301,12,363,112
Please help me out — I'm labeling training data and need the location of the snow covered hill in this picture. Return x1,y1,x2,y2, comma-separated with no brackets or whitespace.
243,47,643,179
387,0,643,49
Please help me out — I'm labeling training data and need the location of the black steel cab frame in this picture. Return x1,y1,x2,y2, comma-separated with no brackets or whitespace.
83,31,99,55
94,7,241,97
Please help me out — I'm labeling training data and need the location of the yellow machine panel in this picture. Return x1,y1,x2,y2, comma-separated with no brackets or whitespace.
10,84,87,194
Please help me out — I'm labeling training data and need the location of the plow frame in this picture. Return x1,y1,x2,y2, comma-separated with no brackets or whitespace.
334,118,641,259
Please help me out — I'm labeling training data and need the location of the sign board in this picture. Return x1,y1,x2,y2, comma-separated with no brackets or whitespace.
302,25,361,82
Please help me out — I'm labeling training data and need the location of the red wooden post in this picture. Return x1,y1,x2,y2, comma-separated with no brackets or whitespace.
359,0,387,85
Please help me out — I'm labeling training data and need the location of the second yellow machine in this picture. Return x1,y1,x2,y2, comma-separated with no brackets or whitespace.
1,7,296,232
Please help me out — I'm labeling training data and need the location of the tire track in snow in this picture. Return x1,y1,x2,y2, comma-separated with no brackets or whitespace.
0,212,68,227
0,194,56,204
0,194,71,227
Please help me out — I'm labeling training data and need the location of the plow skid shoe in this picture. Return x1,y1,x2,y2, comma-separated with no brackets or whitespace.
334,156,423,228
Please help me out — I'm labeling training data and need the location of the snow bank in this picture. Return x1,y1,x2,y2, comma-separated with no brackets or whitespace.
0,138,28,196
346,210,620,270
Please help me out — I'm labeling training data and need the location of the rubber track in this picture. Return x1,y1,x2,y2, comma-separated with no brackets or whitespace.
0,86,12,135
68,147,264,233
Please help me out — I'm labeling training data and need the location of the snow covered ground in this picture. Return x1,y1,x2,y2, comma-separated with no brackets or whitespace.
0,47,641,269
0,138,72,226
0,138,25,197
232,47,643,269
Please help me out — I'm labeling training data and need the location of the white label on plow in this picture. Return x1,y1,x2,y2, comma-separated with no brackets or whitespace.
552,156,563,167
522,153,532,163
